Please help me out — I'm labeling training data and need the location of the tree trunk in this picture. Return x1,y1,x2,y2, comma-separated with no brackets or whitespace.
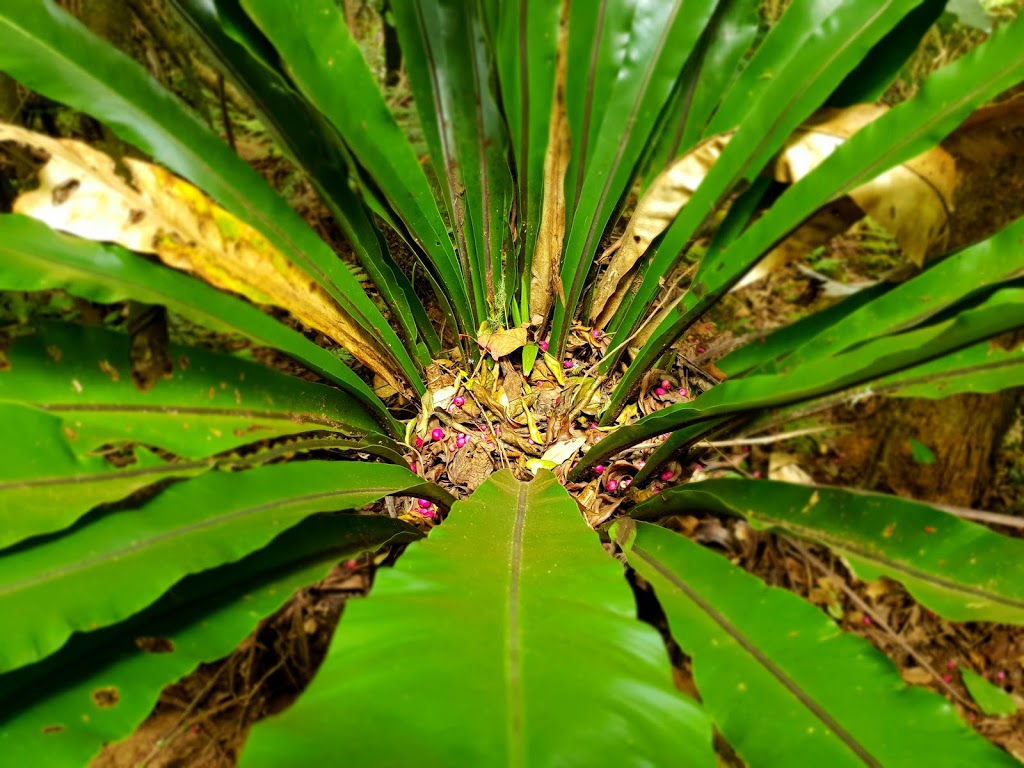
849,100,1024,508
858,394,1018,507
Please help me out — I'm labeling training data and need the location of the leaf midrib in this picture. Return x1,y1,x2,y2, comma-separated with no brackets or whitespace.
633,540,883,767
505,481,527,767
0,486,396,596
747,511,1024,613
34,402,347,428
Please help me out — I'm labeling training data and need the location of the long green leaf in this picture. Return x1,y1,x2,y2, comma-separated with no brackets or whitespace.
389,0,516,319
2,412,407,549
716,283,892,377
0,324,384,458
633,479,1024,624
604,11,1024,417
612,518,1017,766
872,336,1024,399
761,220,1024,376
0,514,421,767
485,0,562,313
550,0,718,354
239,0,475,337
0,405,210,547
0,0,419,390
574,286,1024,477
169,0,431,361
606,0,920,358
0,214,398,433
0,460,445,674
638,0,761,187
242,470,714,766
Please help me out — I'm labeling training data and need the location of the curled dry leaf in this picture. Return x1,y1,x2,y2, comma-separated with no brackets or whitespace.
767,451,814,485
529,4,571,321
476,325,528,361
742,104,957,286
0,123,412,395
590,104,957,320
540,436,586,468
590,133,732,327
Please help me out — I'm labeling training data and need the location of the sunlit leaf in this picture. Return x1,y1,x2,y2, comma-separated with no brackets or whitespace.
1,124,414,395
612,518,1017,767
243,470,714,766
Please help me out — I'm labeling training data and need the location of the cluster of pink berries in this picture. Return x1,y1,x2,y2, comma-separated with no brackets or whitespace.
603,477,632,493
455,432,469,449
415,498,436,518
653,379,671,396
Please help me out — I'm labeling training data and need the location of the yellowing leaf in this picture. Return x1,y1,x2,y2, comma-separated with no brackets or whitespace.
529,3,570,321
523,406,544,444
0,123,411,395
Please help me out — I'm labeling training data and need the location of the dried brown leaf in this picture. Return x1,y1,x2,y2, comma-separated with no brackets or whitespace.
590,134,732,327
529,1,571,321
476,326,528,360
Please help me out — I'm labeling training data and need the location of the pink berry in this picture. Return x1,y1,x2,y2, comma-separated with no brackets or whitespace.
457,434,468,446
654,387,666,396
453,395,465,407
563,359,573,369
660,470,673,481
637,461,645,468
414,436,423,448
697,346,706,354
661,379,670,389
947,660,957,670
431,428,444,441
693,463,704,472
997,671,1006,680
417,507,436,519
606,479,618,492
752,470,763,479
527,438,534,445
591,329,601,339
594,464,605,475
862,616,871,626
621,477,631,488
345,559,359,570
942,674,952,683
410,463,418,473
417,498,432,509
679,387,688,397
539,340,549,351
